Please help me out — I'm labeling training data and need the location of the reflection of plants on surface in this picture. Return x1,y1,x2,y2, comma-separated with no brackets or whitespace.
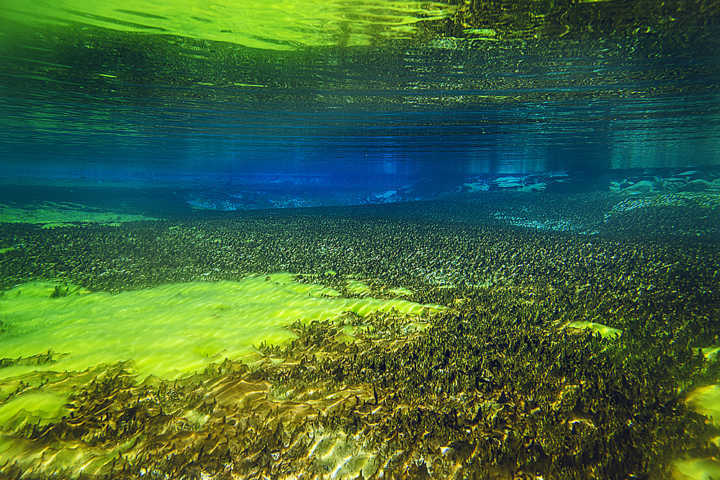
0,0,455,50
1,0,717,53
448,0,720,40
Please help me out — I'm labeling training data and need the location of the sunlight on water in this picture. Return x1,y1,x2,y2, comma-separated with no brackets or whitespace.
0,273,442,476
0,274,441,382
2,0,454,50
1,0,720,477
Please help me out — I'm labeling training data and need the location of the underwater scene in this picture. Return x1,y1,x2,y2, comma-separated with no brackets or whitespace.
1,1,720,479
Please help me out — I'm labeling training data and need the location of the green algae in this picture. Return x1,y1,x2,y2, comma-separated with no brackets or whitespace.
673,458,720,480
702,346,720,360
0,246,17,254
346,279,372,296
566,320,622,340
0,274,441,380
686,385,720,426
0,274,442,429
0,202,157,226
344,279,413,299
387,286,414,297
0,391,67,430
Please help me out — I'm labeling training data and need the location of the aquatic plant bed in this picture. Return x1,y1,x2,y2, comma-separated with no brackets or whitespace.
1,197,719,479
0,201,158,227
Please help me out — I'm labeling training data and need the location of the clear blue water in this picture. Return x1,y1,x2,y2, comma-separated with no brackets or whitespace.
2,4,720,479
2,13,720,209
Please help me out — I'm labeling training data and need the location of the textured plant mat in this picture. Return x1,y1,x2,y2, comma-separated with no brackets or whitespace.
0,198,719,479
0,274,444,478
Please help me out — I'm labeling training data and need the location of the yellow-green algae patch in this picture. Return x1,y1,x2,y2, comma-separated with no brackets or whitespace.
0,274,443,427
673,458,720,480
0,201,158,226
0,391,67,430
387,286,414,297
702,346,720,360
346,279,373,296
344,279,414,299
0,246,17,254
0,274,442,381
565,321,622,339
686,385,720,426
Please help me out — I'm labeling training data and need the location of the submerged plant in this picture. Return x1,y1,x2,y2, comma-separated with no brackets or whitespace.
50,285,69,298
0,197,719,478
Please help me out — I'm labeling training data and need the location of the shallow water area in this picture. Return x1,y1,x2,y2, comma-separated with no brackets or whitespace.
0,197,718,478
0,273,440,429
0,201,158,227
2,0,720,477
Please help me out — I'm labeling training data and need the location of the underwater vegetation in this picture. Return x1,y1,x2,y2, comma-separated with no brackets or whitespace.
0,202,158,228
0,0,719,475
0,196,719,479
